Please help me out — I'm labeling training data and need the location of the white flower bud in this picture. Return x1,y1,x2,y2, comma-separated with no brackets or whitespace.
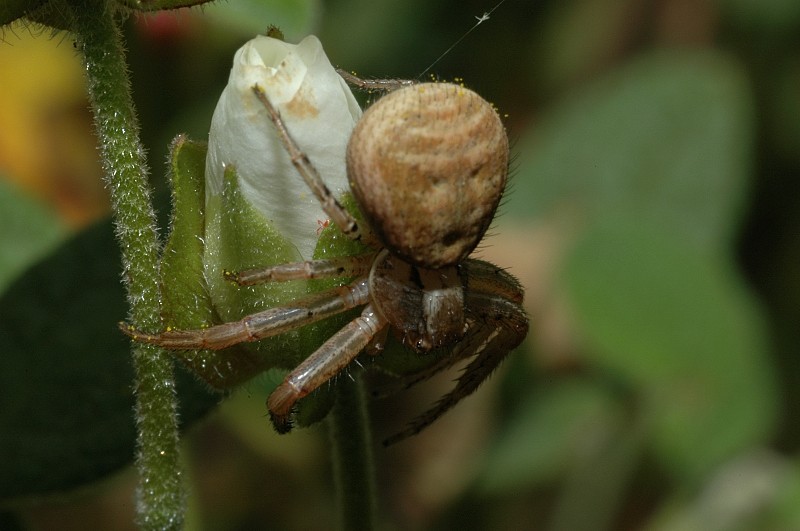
206,34,361,258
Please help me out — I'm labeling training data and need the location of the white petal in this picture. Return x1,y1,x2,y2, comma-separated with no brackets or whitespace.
206,35,361,259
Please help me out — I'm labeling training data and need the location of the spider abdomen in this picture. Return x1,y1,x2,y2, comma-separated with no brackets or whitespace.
347,82,509,269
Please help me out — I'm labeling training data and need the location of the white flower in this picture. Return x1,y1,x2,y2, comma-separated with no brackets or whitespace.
206,34,362,259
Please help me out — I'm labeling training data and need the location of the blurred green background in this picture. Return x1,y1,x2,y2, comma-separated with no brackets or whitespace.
2,0,800,529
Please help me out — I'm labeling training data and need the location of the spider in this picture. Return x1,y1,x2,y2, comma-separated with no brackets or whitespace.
122,73,529,444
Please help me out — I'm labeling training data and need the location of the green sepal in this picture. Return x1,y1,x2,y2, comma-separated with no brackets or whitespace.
158,142,375,430
160,136,325,388
160,137,210,328
310,194,371,263
290,194,372,429
160,136,265,388
204,163,310,372
159,153,417,432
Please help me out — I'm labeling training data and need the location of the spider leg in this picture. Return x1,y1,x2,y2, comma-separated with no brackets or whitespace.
383,291,528,446
120,279,370,350
370,325,494,399
251,84,377,247
461,258,525,304
364,325,390,356
335,69,416,92
225,252,376,286
268,304,388,432
373,258,525,397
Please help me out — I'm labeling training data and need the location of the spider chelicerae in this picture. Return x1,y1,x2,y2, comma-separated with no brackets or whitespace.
123,72,529,444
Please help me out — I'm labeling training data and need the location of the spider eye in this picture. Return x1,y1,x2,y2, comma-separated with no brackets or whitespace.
346,82,508,269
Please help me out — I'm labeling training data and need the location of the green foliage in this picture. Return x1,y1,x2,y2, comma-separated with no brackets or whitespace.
509,50,754,253
480,45,781,526
564,219,775,481
480,378,625,493
719,0,800,35
4,0,800,528
0,178,64,292
203,0,317,41
203,163,304,369
0,217,218,501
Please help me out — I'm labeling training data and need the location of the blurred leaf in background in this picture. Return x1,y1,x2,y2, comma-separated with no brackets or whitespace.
0,23,108,229
477,44,780,530
3,0,800,529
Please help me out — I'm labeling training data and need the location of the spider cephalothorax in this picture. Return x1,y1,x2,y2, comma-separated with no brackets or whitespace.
123,76,528,444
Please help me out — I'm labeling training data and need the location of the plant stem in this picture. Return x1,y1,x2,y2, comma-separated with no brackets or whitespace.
329,374,377,531
69,2,183,528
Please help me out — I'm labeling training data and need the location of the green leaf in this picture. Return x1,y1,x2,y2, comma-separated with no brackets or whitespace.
533,0,638,92
0,178,65,293
719,0,800,35
204,0,318,40
510,50,754,253
0,219,219,501
562,219,777,482
479,378,624,493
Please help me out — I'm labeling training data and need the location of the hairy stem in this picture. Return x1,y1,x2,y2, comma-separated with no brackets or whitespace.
69,2,183,528
328,374,377,531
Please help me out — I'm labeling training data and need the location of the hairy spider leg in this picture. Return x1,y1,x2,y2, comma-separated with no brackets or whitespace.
268,304,388,432
461,258,525,304
120,279,370,350
382,262,529,446
371,322,495,402
225,252,376,286
371,258,525,398
251,84,376,247
335,69,416,92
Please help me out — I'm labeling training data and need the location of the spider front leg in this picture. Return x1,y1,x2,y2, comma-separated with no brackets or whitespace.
120,278,370,350
225,252,376,286
335,68,416,92
268,304,388,432
383,266,529,446
372,259,526,397
251,84,376,247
